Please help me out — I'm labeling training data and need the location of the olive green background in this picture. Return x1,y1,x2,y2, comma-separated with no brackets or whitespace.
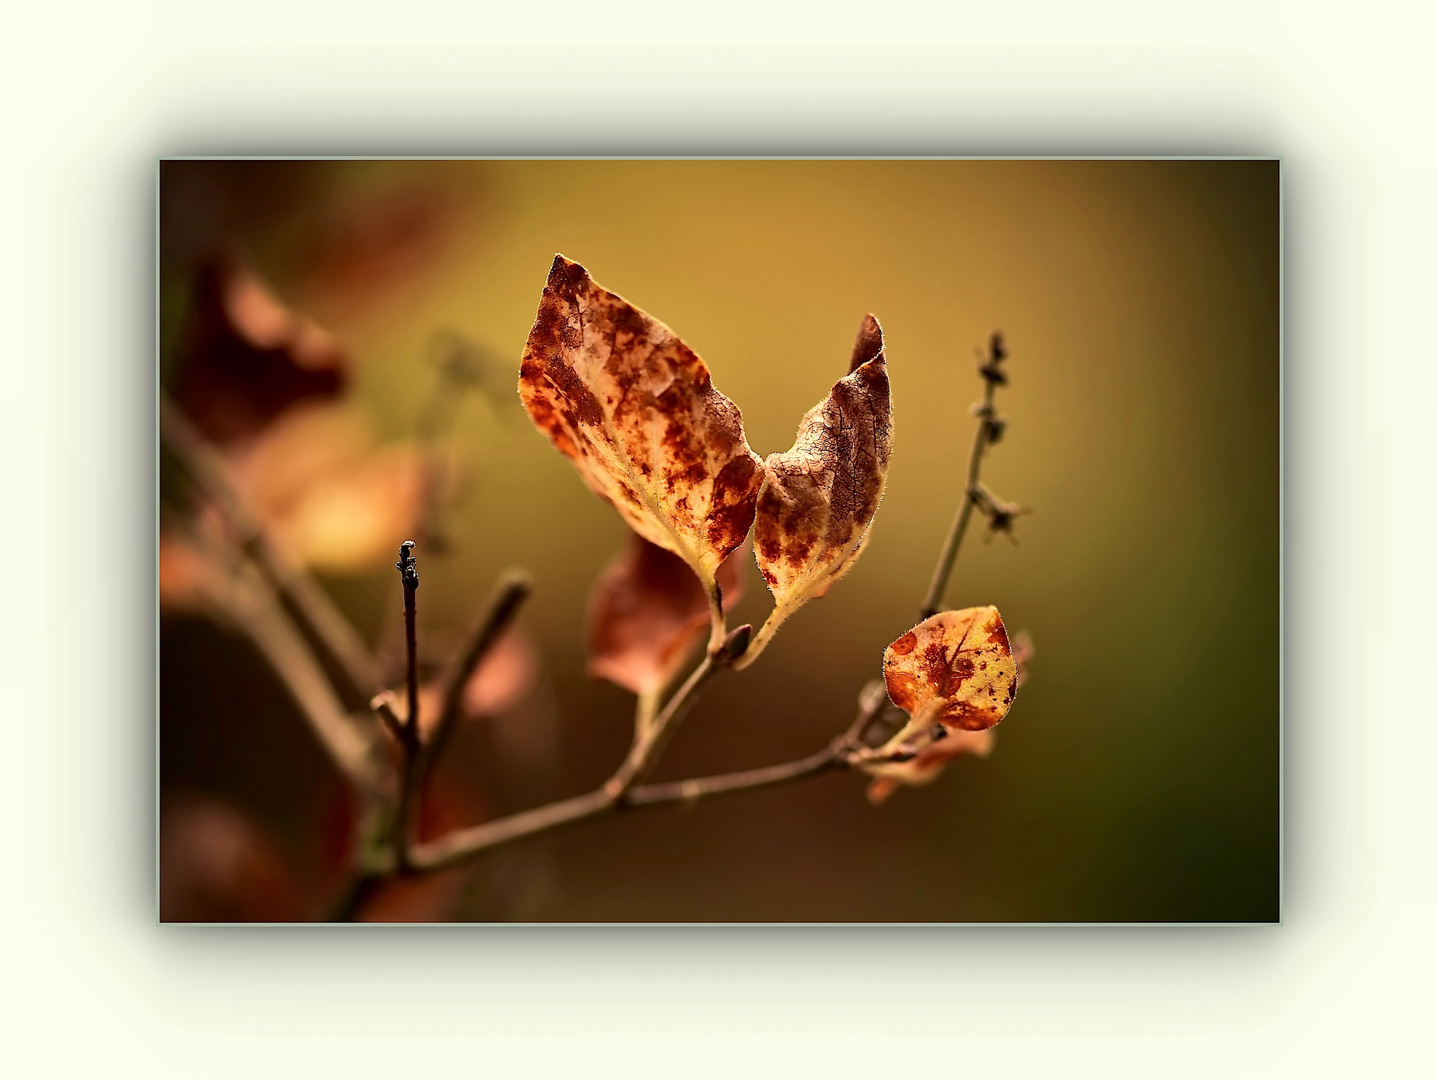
161,160,1279,922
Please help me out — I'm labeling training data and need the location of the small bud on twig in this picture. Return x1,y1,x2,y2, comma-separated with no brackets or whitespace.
978,331,1009,386
718,623,753,664
973,484,1030,545
396,540,419,591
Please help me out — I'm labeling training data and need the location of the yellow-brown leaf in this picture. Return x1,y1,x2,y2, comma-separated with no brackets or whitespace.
753,314,891,616
518,255,763,587
858,606,1016,798
882,606,1017,732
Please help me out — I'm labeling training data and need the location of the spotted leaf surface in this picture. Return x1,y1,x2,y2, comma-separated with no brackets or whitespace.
754,314,891,616
587,536,747,696
519,255,763,584
883,606,1017,732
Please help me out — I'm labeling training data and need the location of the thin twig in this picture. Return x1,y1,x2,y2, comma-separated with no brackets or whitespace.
159,396,385,712
604,654,722,799
426,570,532,763
408,789,616,872
394,541,422,868
223,572,378,790
917,379,995,622
623,743,845,806
408,743,853,873
399,542,420,740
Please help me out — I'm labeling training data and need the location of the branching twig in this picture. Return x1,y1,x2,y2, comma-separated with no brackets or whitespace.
159,396,385,713
166,332,1023,914
410,742,851,873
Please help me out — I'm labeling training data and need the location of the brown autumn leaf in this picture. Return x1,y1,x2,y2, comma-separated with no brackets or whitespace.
519,255,764,602
883,605,1018,731
859,606,1017,798
752,314,891,627
586,535,748,697
173,249,349,446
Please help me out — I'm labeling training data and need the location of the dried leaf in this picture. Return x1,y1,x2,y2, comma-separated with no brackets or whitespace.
221,406,425,572
586,535,748,696
883,606,1018,731
753,314,891,619
173,250,349,446
519,255,763,596
864,729,995,804
859,606,1017,799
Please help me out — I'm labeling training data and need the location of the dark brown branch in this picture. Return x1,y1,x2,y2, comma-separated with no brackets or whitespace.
370,691,406,745
159,396,385,712
394,542,422,868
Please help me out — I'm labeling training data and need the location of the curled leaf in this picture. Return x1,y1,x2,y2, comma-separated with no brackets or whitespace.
173,249,349,446
519,255,763,596
586,536,747,696
751,315,891,633
883,605,1017,731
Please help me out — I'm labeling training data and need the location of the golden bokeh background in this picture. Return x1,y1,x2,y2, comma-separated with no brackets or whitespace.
161,159,1278,922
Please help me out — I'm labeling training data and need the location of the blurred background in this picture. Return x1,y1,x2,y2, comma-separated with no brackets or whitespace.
159,159,1278,922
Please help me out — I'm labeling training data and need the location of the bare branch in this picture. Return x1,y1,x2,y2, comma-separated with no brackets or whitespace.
426,570,532,762
407,743,851,874
917,332,1011,622
225,573,378,790
159,396,385,712
623,744,845,807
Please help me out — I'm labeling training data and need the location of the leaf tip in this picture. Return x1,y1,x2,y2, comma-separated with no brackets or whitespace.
546,253,589,292
849,313,885,373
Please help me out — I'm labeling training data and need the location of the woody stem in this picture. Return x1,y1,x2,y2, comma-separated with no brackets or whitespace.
918,376,996,622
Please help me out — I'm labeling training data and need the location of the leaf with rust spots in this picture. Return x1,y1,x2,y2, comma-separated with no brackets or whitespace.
883,606,1017,731
743,315,890,660
586,535,747,696
518,256,763,614
859,606,1017,798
